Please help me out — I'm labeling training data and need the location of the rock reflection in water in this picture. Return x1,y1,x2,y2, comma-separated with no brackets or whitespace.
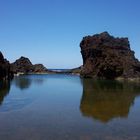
13,75,44,90
14,76,32,90
0,81,10,105
0,75,45,111
80,79,140,123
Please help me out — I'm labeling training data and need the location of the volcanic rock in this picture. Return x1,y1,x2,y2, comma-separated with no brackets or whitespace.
80,32,140,79
11,56,48,74
0,52,13,80
33,64,48,73
11,56,34,73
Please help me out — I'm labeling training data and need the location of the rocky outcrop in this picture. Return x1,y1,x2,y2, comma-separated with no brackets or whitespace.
0,52,13,80
33,64,48,73
11,56,33,73
80,32,140,79
11,56,48,74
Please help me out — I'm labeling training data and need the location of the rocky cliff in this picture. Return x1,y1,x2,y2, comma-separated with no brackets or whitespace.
0,52,13,80
11,56,48,74
80,32,140,79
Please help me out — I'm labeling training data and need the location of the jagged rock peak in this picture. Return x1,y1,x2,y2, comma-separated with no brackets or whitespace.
80,31,130,50
14,56,32,65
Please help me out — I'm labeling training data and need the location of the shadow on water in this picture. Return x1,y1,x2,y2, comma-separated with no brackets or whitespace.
0,81,10,105
80,78,140,123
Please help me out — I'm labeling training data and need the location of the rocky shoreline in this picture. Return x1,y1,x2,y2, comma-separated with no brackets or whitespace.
1,31,140,81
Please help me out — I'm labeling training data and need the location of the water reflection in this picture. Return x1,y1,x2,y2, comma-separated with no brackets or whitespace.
80,79,140,123
13,75,44,90
14,76,32,90
0,81,10,105
0,75,45,110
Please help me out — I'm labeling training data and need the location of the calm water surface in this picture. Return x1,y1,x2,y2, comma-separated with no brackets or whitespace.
0,74,140,140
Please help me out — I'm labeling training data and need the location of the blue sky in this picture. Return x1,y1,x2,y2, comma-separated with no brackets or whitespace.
0,0,140,68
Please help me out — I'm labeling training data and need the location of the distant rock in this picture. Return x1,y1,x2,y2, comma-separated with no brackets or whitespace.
0,52,13,80
80,32,140,79
33,64,48,73
68,66,82,74
47,66,82,74
11,56,48,74
11,56,33,73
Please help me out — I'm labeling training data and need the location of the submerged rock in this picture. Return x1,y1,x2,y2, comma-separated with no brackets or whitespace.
0,52,13,80
80,32,140,79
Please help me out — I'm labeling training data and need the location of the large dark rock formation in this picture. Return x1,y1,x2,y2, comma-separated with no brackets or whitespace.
80,32,140,79
0,52,13,80
11,56,48,74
